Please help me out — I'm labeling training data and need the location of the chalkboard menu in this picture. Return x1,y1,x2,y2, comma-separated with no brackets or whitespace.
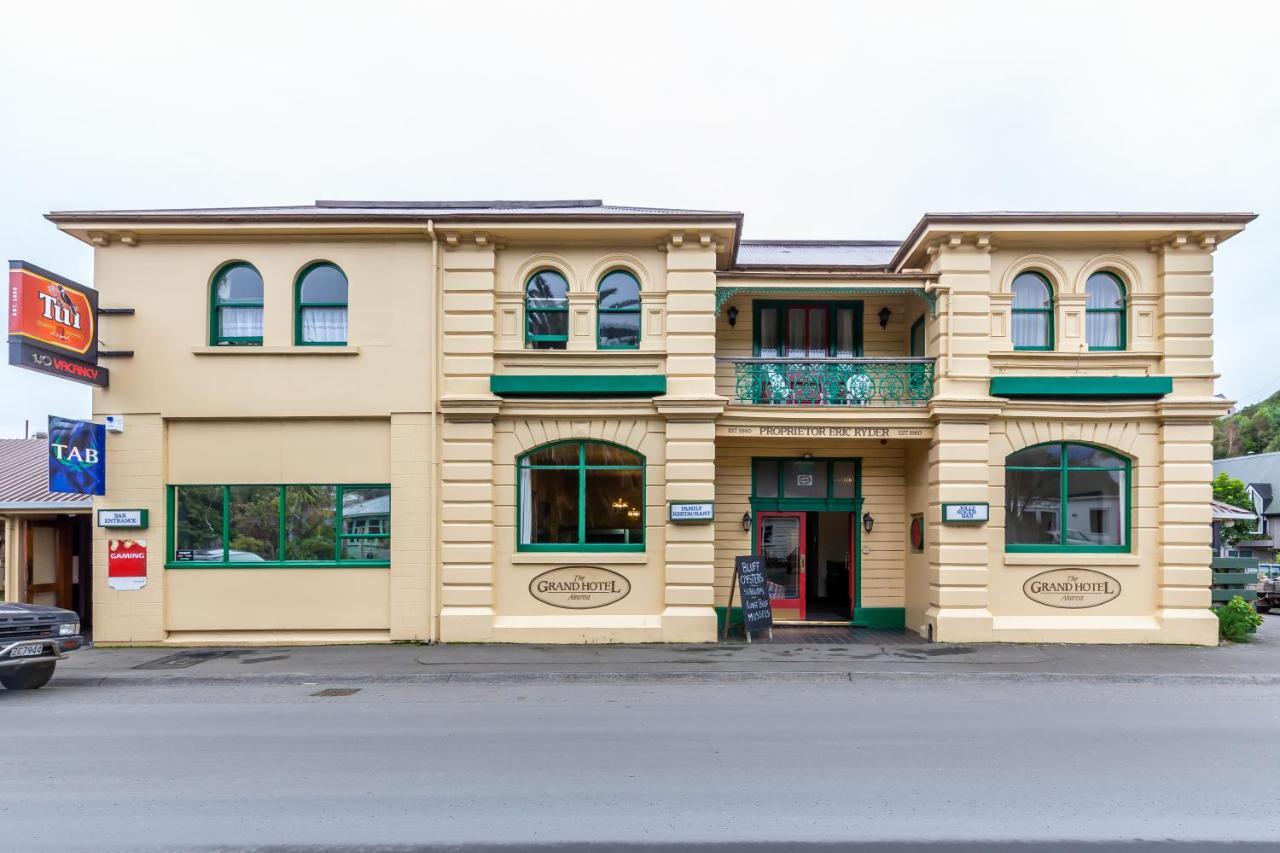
735,555,773,634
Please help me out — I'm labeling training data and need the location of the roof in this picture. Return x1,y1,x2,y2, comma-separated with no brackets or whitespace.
1214,453,1280,514
1211,499,1258,522
45,199,742,223
0,439,92,511
735,240,899,268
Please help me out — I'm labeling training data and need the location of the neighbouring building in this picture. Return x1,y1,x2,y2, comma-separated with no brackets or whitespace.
0,439,93,620
1212,452,1280,561
35,201,1255,646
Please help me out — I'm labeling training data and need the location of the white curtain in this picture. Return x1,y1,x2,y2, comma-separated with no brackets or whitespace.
221,307,262,339
302,307,347,343
519,467,533,544
1011,312,1047,348
1086,312,1120,348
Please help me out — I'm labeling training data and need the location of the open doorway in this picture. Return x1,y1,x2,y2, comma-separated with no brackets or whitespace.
757,510,854,621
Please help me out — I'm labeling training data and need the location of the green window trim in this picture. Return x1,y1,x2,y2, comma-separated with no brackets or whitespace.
165,483,390,568
1085,271,1127,352
752,300,864,357
525,268,570,349
294,261,349,347
910,315,925,357
1004,442,1131,554
749,456,861,511
209,261,264,346
516,439,646,552
1011,270,1054,351
596,269,642,350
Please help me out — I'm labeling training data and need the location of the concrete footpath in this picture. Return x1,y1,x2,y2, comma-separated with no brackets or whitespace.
51,615,1280,687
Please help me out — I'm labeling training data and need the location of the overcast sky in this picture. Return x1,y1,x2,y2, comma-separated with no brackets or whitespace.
2,0,1277,437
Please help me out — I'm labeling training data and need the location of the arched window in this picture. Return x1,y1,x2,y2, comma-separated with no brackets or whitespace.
597,269,641,349
295,262,348,345
1085,272,1126,350
517,440,644,550
1005,442,1129,552
525,269,570,349
1011,271,1053,350
210,262,264,345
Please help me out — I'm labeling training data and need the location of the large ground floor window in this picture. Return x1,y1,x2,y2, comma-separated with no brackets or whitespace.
1005,443,1128,552
518,440,644,551
169,484,390,566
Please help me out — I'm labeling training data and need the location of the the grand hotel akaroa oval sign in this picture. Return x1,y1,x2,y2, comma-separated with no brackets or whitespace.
529,566,631,610
1023,569,1121,609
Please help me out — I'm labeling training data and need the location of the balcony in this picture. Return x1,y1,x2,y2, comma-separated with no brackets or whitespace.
726,357,936,407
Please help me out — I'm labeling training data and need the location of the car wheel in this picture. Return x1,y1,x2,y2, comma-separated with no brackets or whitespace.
0,662,56,690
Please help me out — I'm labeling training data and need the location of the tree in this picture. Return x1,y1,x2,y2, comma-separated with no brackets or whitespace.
1212,472,1260,546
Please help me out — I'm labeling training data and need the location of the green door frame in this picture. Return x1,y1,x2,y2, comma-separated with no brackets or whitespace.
748,456,863,624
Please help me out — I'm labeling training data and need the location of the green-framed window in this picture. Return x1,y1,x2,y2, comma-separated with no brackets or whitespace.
295,262,348,346
753,301,863,357
517,440,644,551
1085,271,1126,351
210,262,264,346
167,484,390,567
910,315,925,357
597,269,641,349
1011,271,1053,350
525,269,570,350
750,457,859,511
1005,442,1129,553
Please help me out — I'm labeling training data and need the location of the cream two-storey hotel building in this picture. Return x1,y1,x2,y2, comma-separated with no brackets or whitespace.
44,201,1255,646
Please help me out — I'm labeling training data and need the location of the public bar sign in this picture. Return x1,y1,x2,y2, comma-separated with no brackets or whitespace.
97,509,149,529
107,539,147,591
48,416,106,496
941,502,989,524
669,501,714,523
7,260,107,387
1023,569,1121,609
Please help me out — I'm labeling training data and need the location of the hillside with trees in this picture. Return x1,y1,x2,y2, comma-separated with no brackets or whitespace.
1214,389,1280,459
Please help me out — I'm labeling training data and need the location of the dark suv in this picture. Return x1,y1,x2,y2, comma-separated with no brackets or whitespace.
0,603,86,690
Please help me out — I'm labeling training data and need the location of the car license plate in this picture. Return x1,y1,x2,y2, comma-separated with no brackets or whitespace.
10,643,44,658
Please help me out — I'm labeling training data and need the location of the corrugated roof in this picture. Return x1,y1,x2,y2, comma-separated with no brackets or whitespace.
1211,499,1258,522
46,199,741,221
736,240,899,268
1214,453,1280,514
0,439,92,510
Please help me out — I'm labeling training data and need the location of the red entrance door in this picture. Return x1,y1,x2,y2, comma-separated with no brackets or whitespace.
757,512,806,621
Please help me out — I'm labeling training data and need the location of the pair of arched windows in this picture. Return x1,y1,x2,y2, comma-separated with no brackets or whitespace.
210,262,349,346
1011,271,1127,351
525,269,641,350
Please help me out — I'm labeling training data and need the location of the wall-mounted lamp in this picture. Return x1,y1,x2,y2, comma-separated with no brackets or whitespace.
742,512,752,533
878,306,892,330
862,512,875,534
726,305,739,328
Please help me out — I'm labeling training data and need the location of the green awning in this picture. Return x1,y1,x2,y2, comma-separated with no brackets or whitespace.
990,376,1172,399
490,374,667,397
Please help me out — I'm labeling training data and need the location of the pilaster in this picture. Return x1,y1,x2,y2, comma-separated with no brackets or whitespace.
389,413,432,641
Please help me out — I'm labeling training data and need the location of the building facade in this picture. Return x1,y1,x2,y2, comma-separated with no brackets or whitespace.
43,202,1254,646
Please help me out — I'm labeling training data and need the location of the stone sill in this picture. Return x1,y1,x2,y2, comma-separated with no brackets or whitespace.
191,346,360,356
510,552,650,565
1003,553,1142,568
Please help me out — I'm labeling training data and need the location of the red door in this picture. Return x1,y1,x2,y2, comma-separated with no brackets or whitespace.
757,512,806,621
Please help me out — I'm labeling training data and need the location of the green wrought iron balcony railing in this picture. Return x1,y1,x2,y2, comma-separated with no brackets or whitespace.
727,357,936,407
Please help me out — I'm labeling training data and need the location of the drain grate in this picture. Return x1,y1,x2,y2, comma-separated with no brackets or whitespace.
311,688,361,697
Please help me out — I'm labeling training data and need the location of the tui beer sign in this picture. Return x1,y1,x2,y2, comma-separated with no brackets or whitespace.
7,260,107,387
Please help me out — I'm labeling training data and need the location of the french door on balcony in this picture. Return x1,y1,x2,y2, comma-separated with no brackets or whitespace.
756,302,862,359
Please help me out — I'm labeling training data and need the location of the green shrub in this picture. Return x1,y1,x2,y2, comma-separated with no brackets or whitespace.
1213,595,1263,642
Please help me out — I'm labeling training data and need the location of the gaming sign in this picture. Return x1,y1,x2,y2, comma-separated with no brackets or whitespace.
7,260,108,387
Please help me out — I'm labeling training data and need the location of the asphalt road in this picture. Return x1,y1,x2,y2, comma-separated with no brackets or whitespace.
2,678,1278,852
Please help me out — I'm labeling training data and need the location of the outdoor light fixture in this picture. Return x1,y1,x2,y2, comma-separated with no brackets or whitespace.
742,512,752,532
878,306,892,329
862,512,875,534
726,305,739,328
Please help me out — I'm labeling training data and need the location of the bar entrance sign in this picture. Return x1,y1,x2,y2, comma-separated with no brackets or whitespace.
722,555,773,641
